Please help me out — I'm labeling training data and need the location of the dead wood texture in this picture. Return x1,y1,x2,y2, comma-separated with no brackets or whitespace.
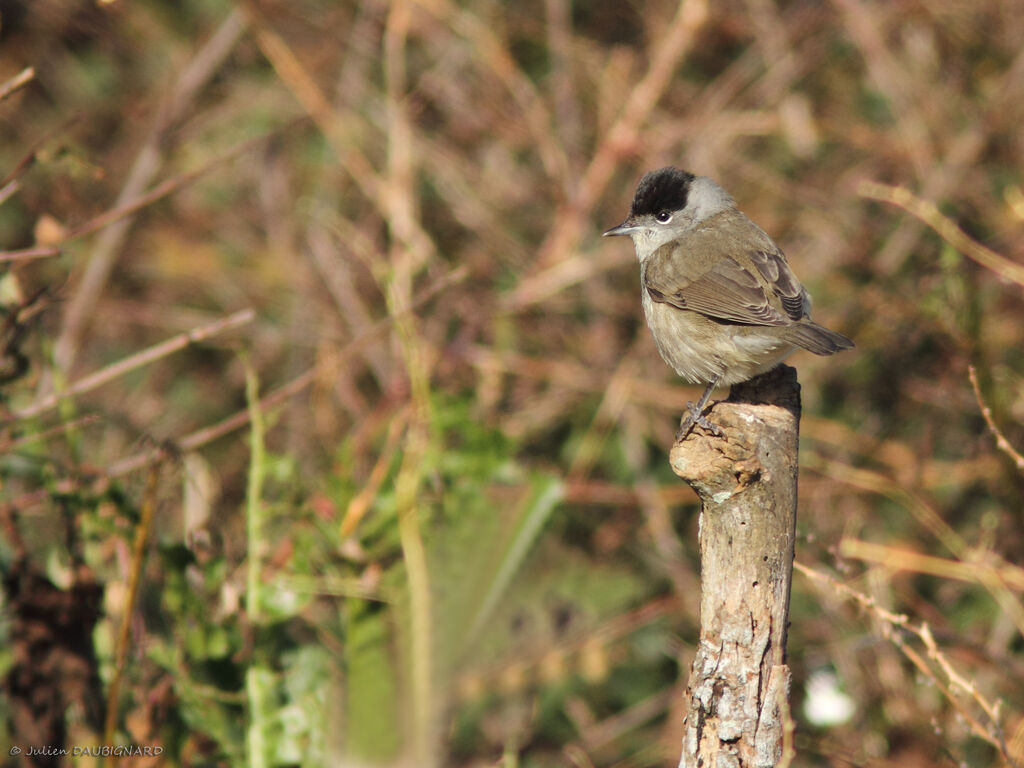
670,364,800,768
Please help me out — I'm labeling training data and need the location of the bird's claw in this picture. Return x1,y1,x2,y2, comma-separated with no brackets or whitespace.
675,401,723,440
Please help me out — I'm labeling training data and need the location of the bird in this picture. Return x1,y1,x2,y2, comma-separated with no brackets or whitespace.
604,167,854,438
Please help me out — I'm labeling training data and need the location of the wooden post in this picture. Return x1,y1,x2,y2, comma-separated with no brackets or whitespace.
670,364,800,768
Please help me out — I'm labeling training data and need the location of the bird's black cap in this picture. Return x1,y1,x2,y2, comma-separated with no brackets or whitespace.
630,167,695,217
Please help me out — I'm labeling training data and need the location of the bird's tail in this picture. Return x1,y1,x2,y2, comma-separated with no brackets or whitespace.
783,321,855,356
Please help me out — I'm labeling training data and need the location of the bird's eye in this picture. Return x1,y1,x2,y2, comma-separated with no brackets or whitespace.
655,211,672,223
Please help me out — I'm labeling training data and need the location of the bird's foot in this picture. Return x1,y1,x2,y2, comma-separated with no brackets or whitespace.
675,401,723,440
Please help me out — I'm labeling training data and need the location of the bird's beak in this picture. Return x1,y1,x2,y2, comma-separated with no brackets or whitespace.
603,216,640,237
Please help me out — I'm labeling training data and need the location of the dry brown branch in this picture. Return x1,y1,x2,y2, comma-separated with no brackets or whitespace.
11,309,255,422
859,181,1024,287
0,180,20,207
52,9,247,376
238,0,378,202
807,456,966,557
0,246,61,263
839,539,1024,592
832,0,932,178
796,562,1018,766
466,344,694,410
61,132,277,244
869,44,1024,273
808,456,1024,639
106,367,316,478
103,263,465,478
103,466,160,757
306,226,391,385
544,0,582,166
802,415,1003,491
241,0,439,271
968,365,1024,471
0,415,102,453
0,67,35,103
409,0,568,187
506,0,710,308
339,406,408,538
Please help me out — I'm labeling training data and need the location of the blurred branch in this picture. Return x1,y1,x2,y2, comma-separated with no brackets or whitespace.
839,538,1024,592
0,129,274,270
9,309,256,422
109,263,464,477
808,456,1024,639
0,180,20,207
544,0,582,169
103,466,160,759
968,365,1024,471
0,67,35,103
832,0,931,178
383,3,437,762
240,0,437,264
859,181,1024,287
507,0,709,308
52,10,247,377
802,415,1002,492
339,406,408,538
62,132,278,243
0,415,101,453
0,246,60,263
0,264,466,517
808,455,967,558
409,0,568,187
796,562,1018,766
869,45,1024,273
107,366,315,479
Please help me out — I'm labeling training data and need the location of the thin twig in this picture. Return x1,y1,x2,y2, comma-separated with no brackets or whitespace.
967,365,1024,471
409,0,569,187
239,0,436,265
839,538,1024,592
52,9,247,375
0,180,20,207
11,309,255,422
506,0,710,308
103,466,160,762
0,67,35,103
0,264,468,502
859,181,1024,287
105,368,315,479
0,414,102,453
808,456,1024,638
796,562,1017,765
339,406,409,538
62,132,276,244
0,246,60,263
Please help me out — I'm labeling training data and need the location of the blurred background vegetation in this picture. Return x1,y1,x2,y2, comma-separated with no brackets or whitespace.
1,0,1023,766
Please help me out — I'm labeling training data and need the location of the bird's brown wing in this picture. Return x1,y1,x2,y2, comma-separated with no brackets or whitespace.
747,248,808,321
643,248,787,326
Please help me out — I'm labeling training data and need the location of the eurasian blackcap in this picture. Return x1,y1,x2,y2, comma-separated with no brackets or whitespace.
604,167,854,437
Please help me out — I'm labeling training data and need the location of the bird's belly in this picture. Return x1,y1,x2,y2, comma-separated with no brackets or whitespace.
642,294,795,385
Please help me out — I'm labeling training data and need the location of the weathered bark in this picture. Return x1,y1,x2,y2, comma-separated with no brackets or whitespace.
670,364,800,768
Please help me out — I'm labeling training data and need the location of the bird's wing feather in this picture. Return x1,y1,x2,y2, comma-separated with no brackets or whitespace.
747,248,808,321
644,251,788,326
644,218,810,326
